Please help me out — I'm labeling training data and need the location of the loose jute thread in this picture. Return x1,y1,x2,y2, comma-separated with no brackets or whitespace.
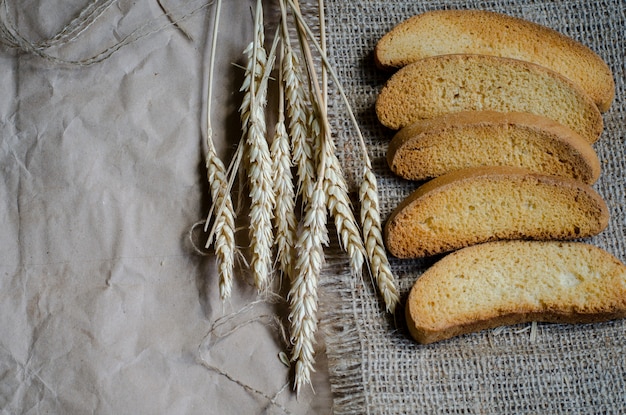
0,0,211,65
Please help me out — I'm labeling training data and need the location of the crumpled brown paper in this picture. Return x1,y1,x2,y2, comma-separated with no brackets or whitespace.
0,1,331,413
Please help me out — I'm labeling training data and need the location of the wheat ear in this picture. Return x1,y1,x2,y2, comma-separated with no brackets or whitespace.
289,181,327,396
279,6,315,203
309,97,365,275
240,0,275,292
284,51,316,202
307,0,365,276
203,0,235,300
360,167,399,313
322,141,366,275
287,0,399,312
205,146,236,300
284,0,363,392
271,51,298,279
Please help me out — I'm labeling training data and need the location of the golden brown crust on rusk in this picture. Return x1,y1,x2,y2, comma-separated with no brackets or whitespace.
375,9,614,111
405,241,626,344
384,166,609,258
375,54,603,144
387,111,601,184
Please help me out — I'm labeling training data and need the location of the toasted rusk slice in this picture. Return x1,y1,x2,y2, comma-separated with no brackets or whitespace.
384,166,608,258
387,111,601,184
375,9,614,111
406,240,626,344
375,54,603,144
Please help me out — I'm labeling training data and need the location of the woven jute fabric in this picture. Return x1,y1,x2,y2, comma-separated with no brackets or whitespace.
316,1,626,413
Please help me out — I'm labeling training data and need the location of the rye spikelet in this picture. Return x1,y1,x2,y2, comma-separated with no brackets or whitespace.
360,167,399,313
289,182,327,395
240,0,275,291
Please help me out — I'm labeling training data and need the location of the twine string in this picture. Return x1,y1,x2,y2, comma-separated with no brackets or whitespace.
0,0,211,65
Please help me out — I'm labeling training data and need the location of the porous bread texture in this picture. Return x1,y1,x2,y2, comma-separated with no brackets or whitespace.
375,54,603,144
374,9,614,111
384,166,609,258
387,111,601,184
406,240,626,344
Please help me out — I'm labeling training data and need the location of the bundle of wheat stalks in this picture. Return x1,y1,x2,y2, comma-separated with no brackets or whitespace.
203,0,399,394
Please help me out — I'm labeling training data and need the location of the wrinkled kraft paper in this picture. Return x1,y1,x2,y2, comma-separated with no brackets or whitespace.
1,1,330,414
2,0,626,414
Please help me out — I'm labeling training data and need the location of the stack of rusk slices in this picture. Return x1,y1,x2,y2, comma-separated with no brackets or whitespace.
374,10,626,344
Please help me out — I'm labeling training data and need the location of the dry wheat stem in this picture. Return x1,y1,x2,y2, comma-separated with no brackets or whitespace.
241,0,275,292
286,0,367,152
205,0,221,129
317,0,327,106
203,0,235,300
289,181,327,395
278,0,292,43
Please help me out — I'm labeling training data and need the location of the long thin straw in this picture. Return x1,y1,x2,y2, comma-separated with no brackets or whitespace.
286,0,370,167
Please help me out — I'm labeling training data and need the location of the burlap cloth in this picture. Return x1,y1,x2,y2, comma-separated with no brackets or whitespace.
318,0,626,414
